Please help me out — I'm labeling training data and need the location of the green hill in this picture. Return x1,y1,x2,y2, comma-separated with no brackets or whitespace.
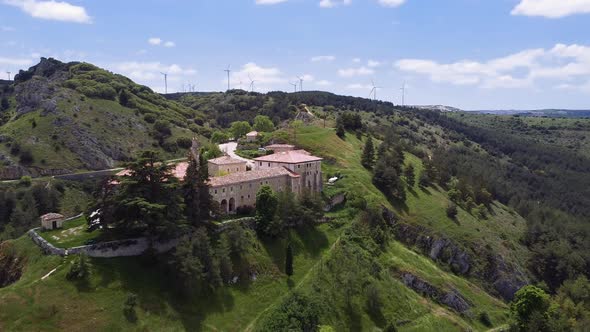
0,58,203,179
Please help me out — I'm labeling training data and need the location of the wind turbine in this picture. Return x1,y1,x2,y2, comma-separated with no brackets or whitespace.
248,74,256,92
290,82,298,93
6,71,11,81
369,80,382,101
160,72,168,94
224,65,231,91
297,76,304,91
400,82,407,106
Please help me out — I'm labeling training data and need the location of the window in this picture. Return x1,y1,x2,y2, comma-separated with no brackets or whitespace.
240,185,243,190
268,162,271,167
298,165,301,169
214,189,217,194
222,188,225,193
230,187,233,192
259,162,262,166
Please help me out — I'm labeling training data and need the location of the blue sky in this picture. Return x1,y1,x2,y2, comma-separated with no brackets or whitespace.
1,0,590,110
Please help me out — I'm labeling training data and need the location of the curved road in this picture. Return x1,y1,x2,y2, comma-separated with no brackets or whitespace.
219,142,255,168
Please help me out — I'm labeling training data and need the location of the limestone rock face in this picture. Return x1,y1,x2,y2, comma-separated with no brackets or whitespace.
383,207,529,301
401,272,471,313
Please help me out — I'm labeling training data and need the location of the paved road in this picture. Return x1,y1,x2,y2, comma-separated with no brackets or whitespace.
219,141,255,168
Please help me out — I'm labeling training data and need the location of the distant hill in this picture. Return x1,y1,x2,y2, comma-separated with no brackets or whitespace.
474,109,590,118
414,105,463,112
0,58,202,179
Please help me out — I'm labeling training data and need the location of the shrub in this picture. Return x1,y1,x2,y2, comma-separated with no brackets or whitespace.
19,149,34,164
143,113,156,123
176,137,192,149
19,176,32,187
154,120,171,136
9,142,20,155
66,254,90,281
478,311,493,327
123,293,138,322
446,203,458,219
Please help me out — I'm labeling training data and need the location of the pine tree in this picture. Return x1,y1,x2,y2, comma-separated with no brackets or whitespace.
361,136,375,169
285,243,293,277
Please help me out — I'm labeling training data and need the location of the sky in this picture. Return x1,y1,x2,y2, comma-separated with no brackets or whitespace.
1,0,590,110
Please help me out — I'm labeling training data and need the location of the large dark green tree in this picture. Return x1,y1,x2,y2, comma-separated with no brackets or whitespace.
255,185,278,235
91,150,186,238
183,147,213,226
361,136,375,169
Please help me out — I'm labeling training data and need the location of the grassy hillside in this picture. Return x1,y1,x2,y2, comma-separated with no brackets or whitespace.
0,59,204,177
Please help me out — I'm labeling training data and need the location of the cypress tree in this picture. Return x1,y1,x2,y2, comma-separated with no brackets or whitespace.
361,136,375,169
285,243,293,277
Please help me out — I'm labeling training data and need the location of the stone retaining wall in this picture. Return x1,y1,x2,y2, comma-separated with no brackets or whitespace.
28,216,255,258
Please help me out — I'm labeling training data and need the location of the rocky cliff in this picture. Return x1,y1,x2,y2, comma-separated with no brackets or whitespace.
382,207,528,301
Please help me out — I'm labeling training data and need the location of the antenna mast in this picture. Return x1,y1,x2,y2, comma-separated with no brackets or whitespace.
6,72,11,81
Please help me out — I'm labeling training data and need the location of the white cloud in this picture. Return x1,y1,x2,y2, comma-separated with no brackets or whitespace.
395,43,590,89
338,66,374,77
148,37,162,46
352,58,361,63
256,0,288,4
315,80,332,86
346,83,373,90
230,62,286,91
299,74,314,81
367,59,381,67
148,37,176,48
319,0,351,8
377,0,405,8
311,55,335,62
511,0,590,18
3,0,91,23
0,56,34,66
110,62,197,92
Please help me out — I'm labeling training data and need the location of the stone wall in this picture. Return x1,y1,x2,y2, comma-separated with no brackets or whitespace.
28,217,255,258
28,228,180,258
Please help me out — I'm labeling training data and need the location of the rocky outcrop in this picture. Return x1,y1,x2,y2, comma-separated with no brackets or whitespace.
0,242,24,288
400,272,471,313
384,207,529,301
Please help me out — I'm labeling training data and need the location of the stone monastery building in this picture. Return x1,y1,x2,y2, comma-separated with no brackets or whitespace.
207,144,323,214
117,143,323,214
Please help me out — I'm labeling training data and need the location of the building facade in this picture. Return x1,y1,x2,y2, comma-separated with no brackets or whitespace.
208,149,323,214
208,155,247,177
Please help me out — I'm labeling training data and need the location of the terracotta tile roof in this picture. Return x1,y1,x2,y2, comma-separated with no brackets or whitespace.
114,162,189,182
41,213,64,221
254,150,322,164
208,155,247,165
209,167,299,187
